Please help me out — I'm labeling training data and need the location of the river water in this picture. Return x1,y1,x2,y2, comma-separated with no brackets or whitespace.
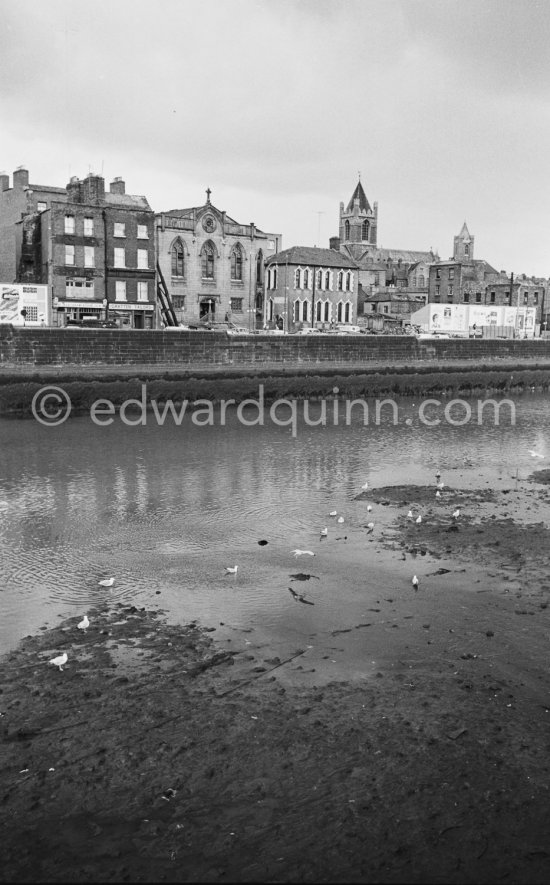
1,392,549,678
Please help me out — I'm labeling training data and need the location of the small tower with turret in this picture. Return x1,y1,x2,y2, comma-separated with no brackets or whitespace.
453,222,474,262
339,179,378,247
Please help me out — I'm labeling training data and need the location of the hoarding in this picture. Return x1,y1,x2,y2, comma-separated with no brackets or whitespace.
0,284,50,326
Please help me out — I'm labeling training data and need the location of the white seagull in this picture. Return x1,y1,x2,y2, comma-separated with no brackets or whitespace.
437,482,445,490
452,508,460,519
225,565,238,574
320,527,328,537
361,481,369,490
292,549,315,557
329,510,338,517
49,652,68,671
407,510,414,519
366,522,375,534
416,515,422,524
528,449,544,458
98,577,115,588
412,575,419,590
435,490,441,498
337,516,345,524
367,505,373,512
77,615,90,631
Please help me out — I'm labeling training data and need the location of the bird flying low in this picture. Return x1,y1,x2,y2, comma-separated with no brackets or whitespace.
292,549,315,557
77,615,90,631
528,449,544,458
49,652,68,671
98,577,114,587
412,575,419,590
225,565,238,574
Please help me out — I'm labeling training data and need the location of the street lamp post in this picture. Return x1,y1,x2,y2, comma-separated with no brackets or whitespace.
102,297,109,323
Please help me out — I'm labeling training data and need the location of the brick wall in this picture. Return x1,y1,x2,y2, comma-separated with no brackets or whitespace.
3,325,550,369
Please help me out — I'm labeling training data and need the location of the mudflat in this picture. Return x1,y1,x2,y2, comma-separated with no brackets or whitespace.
2,474,550,883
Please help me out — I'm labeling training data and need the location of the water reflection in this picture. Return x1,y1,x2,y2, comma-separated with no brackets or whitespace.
0,393,548,656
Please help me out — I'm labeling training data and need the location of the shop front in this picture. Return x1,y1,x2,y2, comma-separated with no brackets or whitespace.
53,298,156,329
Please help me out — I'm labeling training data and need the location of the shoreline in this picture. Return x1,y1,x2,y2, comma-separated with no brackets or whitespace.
2,479,550,882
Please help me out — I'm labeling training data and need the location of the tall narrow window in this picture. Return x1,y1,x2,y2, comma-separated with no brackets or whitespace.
171,241,185,277
84,246,95,268
114,222,126,238
324,271,331,290
231,244,243,280
337,271,343,291
64,215,75,234
303,269,310,290
362,220,369,240
137,282,148,302
202,242,215,279
65,245,75,265
272,267,277,288
294,268,301,289
137,249,148,269
137,224,148,239
115,281,127,301
256,249,263,286
84,218,94,236
344,220,350,240
114,247,125,268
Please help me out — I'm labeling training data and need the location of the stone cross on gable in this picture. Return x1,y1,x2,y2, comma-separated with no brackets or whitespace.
206,187,211,203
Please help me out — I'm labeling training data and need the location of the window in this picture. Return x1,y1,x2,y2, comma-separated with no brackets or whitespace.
303,269,311,290
463,292,470,303
65,279,94,298
383,305,389,314
524,292,529,304
344,302,351,322
171,241,185,277
84,217,94,236
464,244,469,256
337,271,344,291
114,222,126,237
448,285,453,296
293,299,308,322
324,271,331,290
506,290,511,302
448,268,454,280
64,215,75,234
114,247,125,268
362,220,369,240
230,297,243,312
115,281,127,301
490,291,496,303
231,245,243,281
301,300,308,321
344,220,350,240
435,285,440,298
256,250,263,286
137,224,148,239
65,245,75,265
137,249,149,269
37,202,47,213
84,246,95,268
202,242,215,279
374,273,379,286
436,268,441,279
534,292,539,304
476,292,482,303
418,275,425,287
137,282,148,302
294,268,302,289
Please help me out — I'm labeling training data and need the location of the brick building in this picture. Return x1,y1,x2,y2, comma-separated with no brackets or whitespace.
155,190,281,328
15,173,156,328
264,246,358,330
0,167,67,283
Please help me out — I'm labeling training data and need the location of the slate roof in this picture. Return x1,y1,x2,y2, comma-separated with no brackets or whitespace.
104,192,151,210
345,181,371,214
266,246,357,269
162,205,240,224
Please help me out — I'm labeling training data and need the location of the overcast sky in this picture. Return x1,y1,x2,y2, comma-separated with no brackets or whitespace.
1,0,549,276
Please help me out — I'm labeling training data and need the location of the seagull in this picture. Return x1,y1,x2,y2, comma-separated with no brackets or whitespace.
452,508,460,519
225,565,238,574
416,515,422,524
435,470,441,479
77,615,90,631
361,481,369,490
337,516,345,524
292,549,315,557
435,490,441,498
407,510,414,519
49,652,68,671
367,505,372,512
412,575,419,590
329,510,338,517
98,577,114,587
320,527,328,537
366,522,375,534
288,587,314,605
437,482,444,490
528,449,544,458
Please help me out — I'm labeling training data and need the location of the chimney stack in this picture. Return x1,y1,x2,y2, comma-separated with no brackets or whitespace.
0,172,9,192
13,167,29,188
109,176,125,195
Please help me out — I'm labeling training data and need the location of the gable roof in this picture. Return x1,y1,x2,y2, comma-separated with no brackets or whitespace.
266,246,357,269
345,181,371,214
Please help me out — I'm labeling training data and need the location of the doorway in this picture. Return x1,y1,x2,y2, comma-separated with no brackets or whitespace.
200,298,216,322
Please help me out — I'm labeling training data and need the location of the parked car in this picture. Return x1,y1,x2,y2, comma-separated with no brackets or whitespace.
66,318,119,329
289,327,325,336
335,324,362,334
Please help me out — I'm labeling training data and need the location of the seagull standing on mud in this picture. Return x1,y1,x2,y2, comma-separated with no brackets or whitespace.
77,615,90,632
320,527,328,537
49,652,68,671
407,510,414,519
416,515,422,524
225,565,238,574
366,522,375,534
412,575,419,591
292,549,315,557
452,509,460,520
361,481,369,490
98,577,115,588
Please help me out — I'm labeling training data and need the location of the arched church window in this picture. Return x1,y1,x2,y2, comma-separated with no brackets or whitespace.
171,240,185,277
202,241,215,279
344,220,350,240
231,244,243,280
362,220,369,240
256,249,263,286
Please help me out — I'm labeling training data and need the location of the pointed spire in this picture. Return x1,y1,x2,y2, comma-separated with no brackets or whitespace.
459,221,471,242
345,179,371,214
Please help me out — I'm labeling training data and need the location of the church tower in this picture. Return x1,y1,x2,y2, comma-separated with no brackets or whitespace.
453,222,474,262
339,179,378,247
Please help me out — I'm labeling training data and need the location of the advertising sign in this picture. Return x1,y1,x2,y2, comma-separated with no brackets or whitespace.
0,284,50,326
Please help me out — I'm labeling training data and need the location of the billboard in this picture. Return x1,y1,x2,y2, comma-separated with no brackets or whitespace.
0,284,50,326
